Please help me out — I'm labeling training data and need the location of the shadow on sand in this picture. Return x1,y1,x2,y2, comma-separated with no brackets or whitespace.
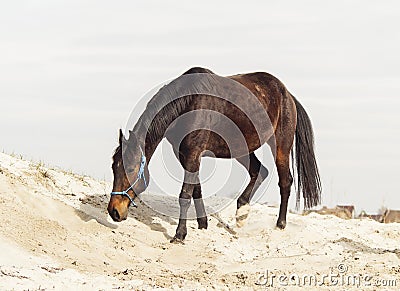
74,194,177,240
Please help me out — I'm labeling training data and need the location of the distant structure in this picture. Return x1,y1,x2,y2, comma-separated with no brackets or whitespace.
302,205,400,223
336,205,355,218
303,205,353,220
357,209,400,223
358,210,384,223
382,209,400,223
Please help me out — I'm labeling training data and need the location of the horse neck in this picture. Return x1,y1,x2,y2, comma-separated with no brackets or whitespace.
132,97,191,162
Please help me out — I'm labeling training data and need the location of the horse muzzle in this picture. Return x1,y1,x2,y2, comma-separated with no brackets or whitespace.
107,200,128,222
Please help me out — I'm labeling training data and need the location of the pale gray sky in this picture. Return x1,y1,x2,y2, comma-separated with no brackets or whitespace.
1,0,399,212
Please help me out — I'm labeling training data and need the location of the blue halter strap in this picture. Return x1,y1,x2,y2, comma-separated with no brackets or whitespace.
110,147,147,207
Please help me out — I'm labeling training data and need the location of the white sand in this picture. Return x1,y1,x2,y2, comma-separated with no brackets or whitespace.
0,152,399,290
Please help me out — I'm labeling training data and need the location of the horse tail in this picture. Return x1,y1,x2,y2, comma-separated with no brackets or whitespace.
291,96,322,209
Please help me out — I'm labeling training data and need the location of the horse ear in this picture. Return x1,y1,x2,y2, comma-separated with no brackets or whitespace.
119,129,125,144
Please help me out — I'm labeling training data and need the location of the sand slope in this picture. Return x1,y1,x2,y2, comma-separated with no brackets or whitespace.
0,152,399,290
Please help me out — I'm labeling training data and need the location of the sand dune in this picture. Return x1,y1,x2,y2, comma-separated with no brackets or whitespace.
0,152,399,290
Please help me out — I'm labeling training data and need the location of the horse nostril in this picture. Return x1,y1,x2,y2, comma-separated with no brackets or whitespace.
112,209,120,221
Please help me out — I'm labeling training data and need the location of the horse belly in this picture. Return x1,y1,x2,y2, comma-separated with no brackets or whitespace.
166,114,274,159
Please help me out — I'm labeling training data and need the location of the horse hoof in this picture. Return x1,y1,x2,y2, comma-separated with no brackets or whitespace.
276,220,286,229
170,236,185,244
236,204,251,227
197,217,208,229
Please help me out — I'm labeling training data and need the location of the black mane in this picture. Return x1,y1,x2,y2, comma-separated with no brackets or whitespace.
182,67,214,75
136,67,214,143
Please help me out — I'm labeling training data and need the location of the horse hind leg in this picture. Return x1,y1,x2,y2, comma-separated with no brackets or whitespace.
273,93,296,229
235,153,269,227
275,148,293,229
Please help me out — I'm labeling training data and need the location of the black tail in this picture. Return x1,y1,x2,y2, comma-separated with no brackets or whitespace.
292,97,321,209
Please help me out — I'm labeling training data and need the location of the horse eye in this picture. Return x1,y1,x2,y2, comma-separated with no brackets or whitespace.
126,168,136,173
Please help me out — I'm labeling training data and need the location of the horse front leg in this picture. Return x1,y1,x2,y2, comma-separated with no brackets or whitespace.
193,184,208,229
170,130,206,242
170,181,195,243
171,159,201,243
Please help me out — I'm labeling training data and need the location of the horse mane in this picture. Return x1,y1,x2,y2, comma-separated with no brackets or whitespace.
138,67,214,143
182,67,214,75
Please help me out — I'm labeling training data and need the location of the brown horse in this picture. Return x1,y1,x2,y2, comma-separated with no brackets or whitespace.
107,67,321,243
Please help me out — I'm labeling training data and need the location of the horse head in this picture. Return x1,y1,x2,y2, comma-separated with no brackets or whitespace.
108,129,149,222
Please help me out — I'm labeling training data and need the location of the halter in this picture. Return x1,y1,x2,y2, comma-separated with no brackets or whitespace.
110,147,147,207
